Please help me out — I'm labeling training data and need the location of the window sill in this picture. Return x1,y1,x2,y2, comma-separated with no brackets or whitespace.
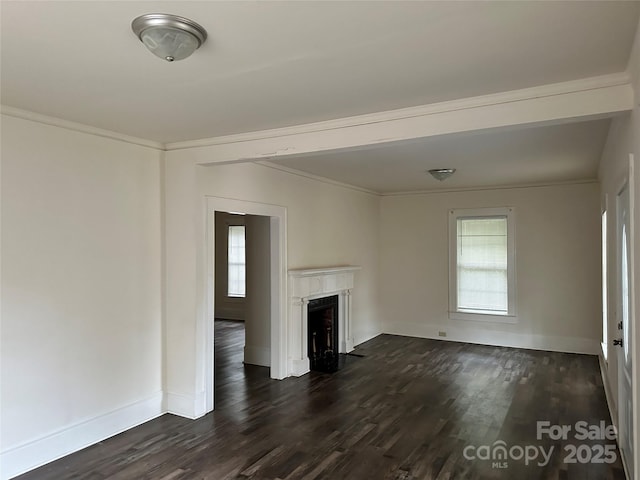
449,310,518,324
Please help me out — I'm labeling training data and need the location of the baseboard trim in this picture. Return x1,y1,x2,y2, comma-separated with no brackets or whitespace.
291,358,310,377
383,323,600,355
354,330,383,348
598,351,631,479
598,352,618,426
165,391,196,420
0,392,164,480
244,345,270,367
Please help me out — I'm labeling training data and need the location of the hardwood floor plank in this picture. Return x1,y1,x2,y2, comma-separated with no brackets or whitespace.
15,322,625,480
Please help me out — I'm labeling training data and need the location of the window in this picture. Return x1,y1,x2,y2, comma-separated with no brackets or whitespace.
227,225,246,297
449,207,516,322
601,209,608,360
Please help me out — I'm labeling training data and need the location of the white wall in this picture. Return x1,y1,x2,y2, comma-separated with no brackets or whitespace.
244,214,271,367
0,115,163,479
163,154,381,417
197,163,381,344
379,182,601,354
598,17,640,473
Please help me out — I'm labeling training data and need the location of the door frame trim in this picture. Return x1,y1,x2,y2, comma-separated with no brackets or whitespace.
204,196,288,413
627,154,637,478
615,153,636,479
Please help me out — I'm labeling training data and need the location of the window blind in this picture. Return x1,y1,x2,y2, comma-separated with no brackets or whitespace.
456,216,508,313
228,225,246,297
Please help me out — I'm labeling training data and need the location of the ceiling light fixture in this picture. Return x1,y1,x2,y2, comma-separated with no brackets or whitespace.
131,13,207,62
428,168,456,181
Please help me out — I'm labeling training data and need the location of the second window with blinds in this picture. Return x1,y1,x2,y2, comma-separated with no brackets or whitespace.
448,207,517,323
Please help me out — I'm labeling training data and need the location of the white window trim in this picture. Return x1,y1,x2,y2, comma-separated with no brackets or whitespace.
448,207,517,323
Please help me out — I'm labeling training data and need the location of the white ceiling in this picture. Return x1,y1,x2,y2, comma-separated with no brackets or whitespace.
268,119,612,194
1,1,638,143
1,1,638,193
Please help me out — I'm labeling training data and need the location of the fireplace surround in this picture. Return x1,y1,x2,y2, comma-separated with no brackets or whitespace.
288,266,360,376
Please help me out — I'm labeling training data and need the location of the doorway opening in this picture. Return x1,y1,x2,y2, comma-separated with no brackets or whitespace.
213,211,273,408
204,197,287,413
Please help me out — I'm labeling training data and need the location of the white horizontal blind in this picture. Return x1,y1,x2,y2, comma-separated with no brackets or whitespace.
457,216,508,313
228,225,246,298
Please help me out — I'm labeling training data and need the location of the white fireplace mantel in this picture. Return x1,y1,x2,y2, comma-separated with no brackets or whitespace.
288,266,360,376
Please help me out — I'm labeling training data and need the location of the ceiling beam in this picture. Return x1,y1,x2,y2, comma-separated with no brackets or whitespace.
165,73,634,164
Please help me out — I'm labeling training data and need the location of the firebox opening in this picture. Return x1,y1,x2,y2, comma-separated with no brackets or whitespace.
307,295,339,373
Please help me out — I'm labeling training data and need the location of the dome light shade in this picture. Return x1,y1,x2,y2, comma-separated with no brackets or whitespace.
132,13,207,62
428,168,456,181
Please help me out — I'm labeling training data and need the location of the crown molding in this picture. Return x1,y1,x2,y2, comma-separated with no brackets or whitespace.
0,105,164,150
165,72,631,152
380,178,599,197
257,161,379,196
261,162,599,197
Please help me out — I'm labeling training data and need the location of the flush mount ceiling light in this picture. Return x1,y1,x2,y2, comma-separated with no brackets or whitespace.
131,13,207,62
428,168,456,181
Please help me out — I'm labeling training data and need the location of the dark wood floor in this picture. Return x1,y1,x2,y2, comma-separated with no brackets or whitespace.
17,321,625,480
